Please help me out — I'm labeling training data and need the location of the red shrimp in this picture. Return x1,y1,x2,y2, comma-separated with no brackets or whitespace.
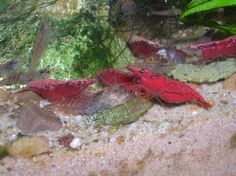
127,35,160,59
96,68,136,89
25,79,96,102
191,35,236,61
126,66,212,109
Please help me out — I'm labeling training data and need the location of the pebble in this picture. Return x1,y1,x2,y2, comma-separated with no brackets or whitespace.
192,110,199,116
8,133,20,142
75,115,83,124
0,89,9,102
223,73,236,90
7,136,49,159
69,138,82,149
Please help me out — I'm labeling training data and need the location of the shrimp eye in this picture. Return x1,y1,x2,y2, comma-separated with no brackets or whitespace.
140,68,145,73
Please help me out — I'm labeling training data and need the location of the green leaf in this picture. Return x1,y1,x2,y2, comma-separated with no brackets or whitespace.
210,23,236,34
186,19,236,34
187,0,211,8
180,0,236,21
202,22,236,34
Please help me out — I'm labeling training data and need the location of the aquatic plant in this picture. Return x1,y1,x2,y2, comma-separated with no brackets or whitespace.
40,9,133,79
0,0,134,80
180,0,236,34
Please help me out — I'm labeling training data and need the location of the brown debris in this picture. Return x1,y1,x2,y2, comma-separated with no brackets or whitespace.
135,149,154,170
116,136,126,145
58,134,75,148
229,133,236,148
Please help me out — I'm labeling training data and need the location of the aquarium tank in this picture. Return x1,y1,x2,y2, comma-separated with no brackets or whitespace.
0,0,236,175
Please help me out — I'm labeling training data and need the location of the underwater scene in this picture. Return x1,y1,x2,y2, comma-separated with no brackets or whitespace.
0,0,236,175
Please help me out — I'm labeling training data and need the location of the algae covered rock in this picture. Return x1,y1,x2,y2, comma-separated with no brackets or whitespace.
89,98,152,126
166,59,236,83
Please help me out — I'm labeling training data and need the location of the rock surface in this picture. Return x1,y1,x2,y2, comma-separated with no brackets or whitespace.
17,105,62,134
0,83,235,176
9,91,41,107
6,136,49,159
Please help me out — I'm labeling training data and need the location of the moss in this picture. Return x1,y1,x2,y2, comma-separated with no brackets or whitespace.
0,1,134,80
39,11,134,79
166,59,236,83
0,19,37,70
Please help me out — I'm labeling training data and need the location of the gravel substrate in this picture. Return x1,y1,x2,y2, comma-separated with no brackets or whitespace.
0,82,235,176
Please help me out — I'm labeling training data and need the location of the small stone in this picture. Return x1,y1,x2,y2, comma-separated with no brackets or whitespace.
192,110,199,115
95,152,105,157
220,100,228,105
17,104,62,134
189,104,199,111
8,133,20,142
7,136,49,159
108,126,120,135
0,89,9,102
157,121,171,133
69,138,82,149
75,115,83,124
223,73,236,89
148,120,158,126
207,99,215,106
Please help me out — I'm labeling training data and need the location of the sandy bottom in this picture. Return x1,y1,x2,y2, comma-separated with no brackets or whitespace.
0,83,235,176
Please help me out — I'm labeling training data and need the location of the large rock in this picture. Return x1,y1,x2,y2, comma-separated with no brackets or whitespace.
9,91,41,107
17,104,62,134
7,136,49,159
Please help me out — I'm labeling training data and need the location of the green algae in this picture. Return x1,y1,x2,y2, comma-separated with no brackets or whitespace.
89,98,153,126
0,0,134,80
166,59,236,83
